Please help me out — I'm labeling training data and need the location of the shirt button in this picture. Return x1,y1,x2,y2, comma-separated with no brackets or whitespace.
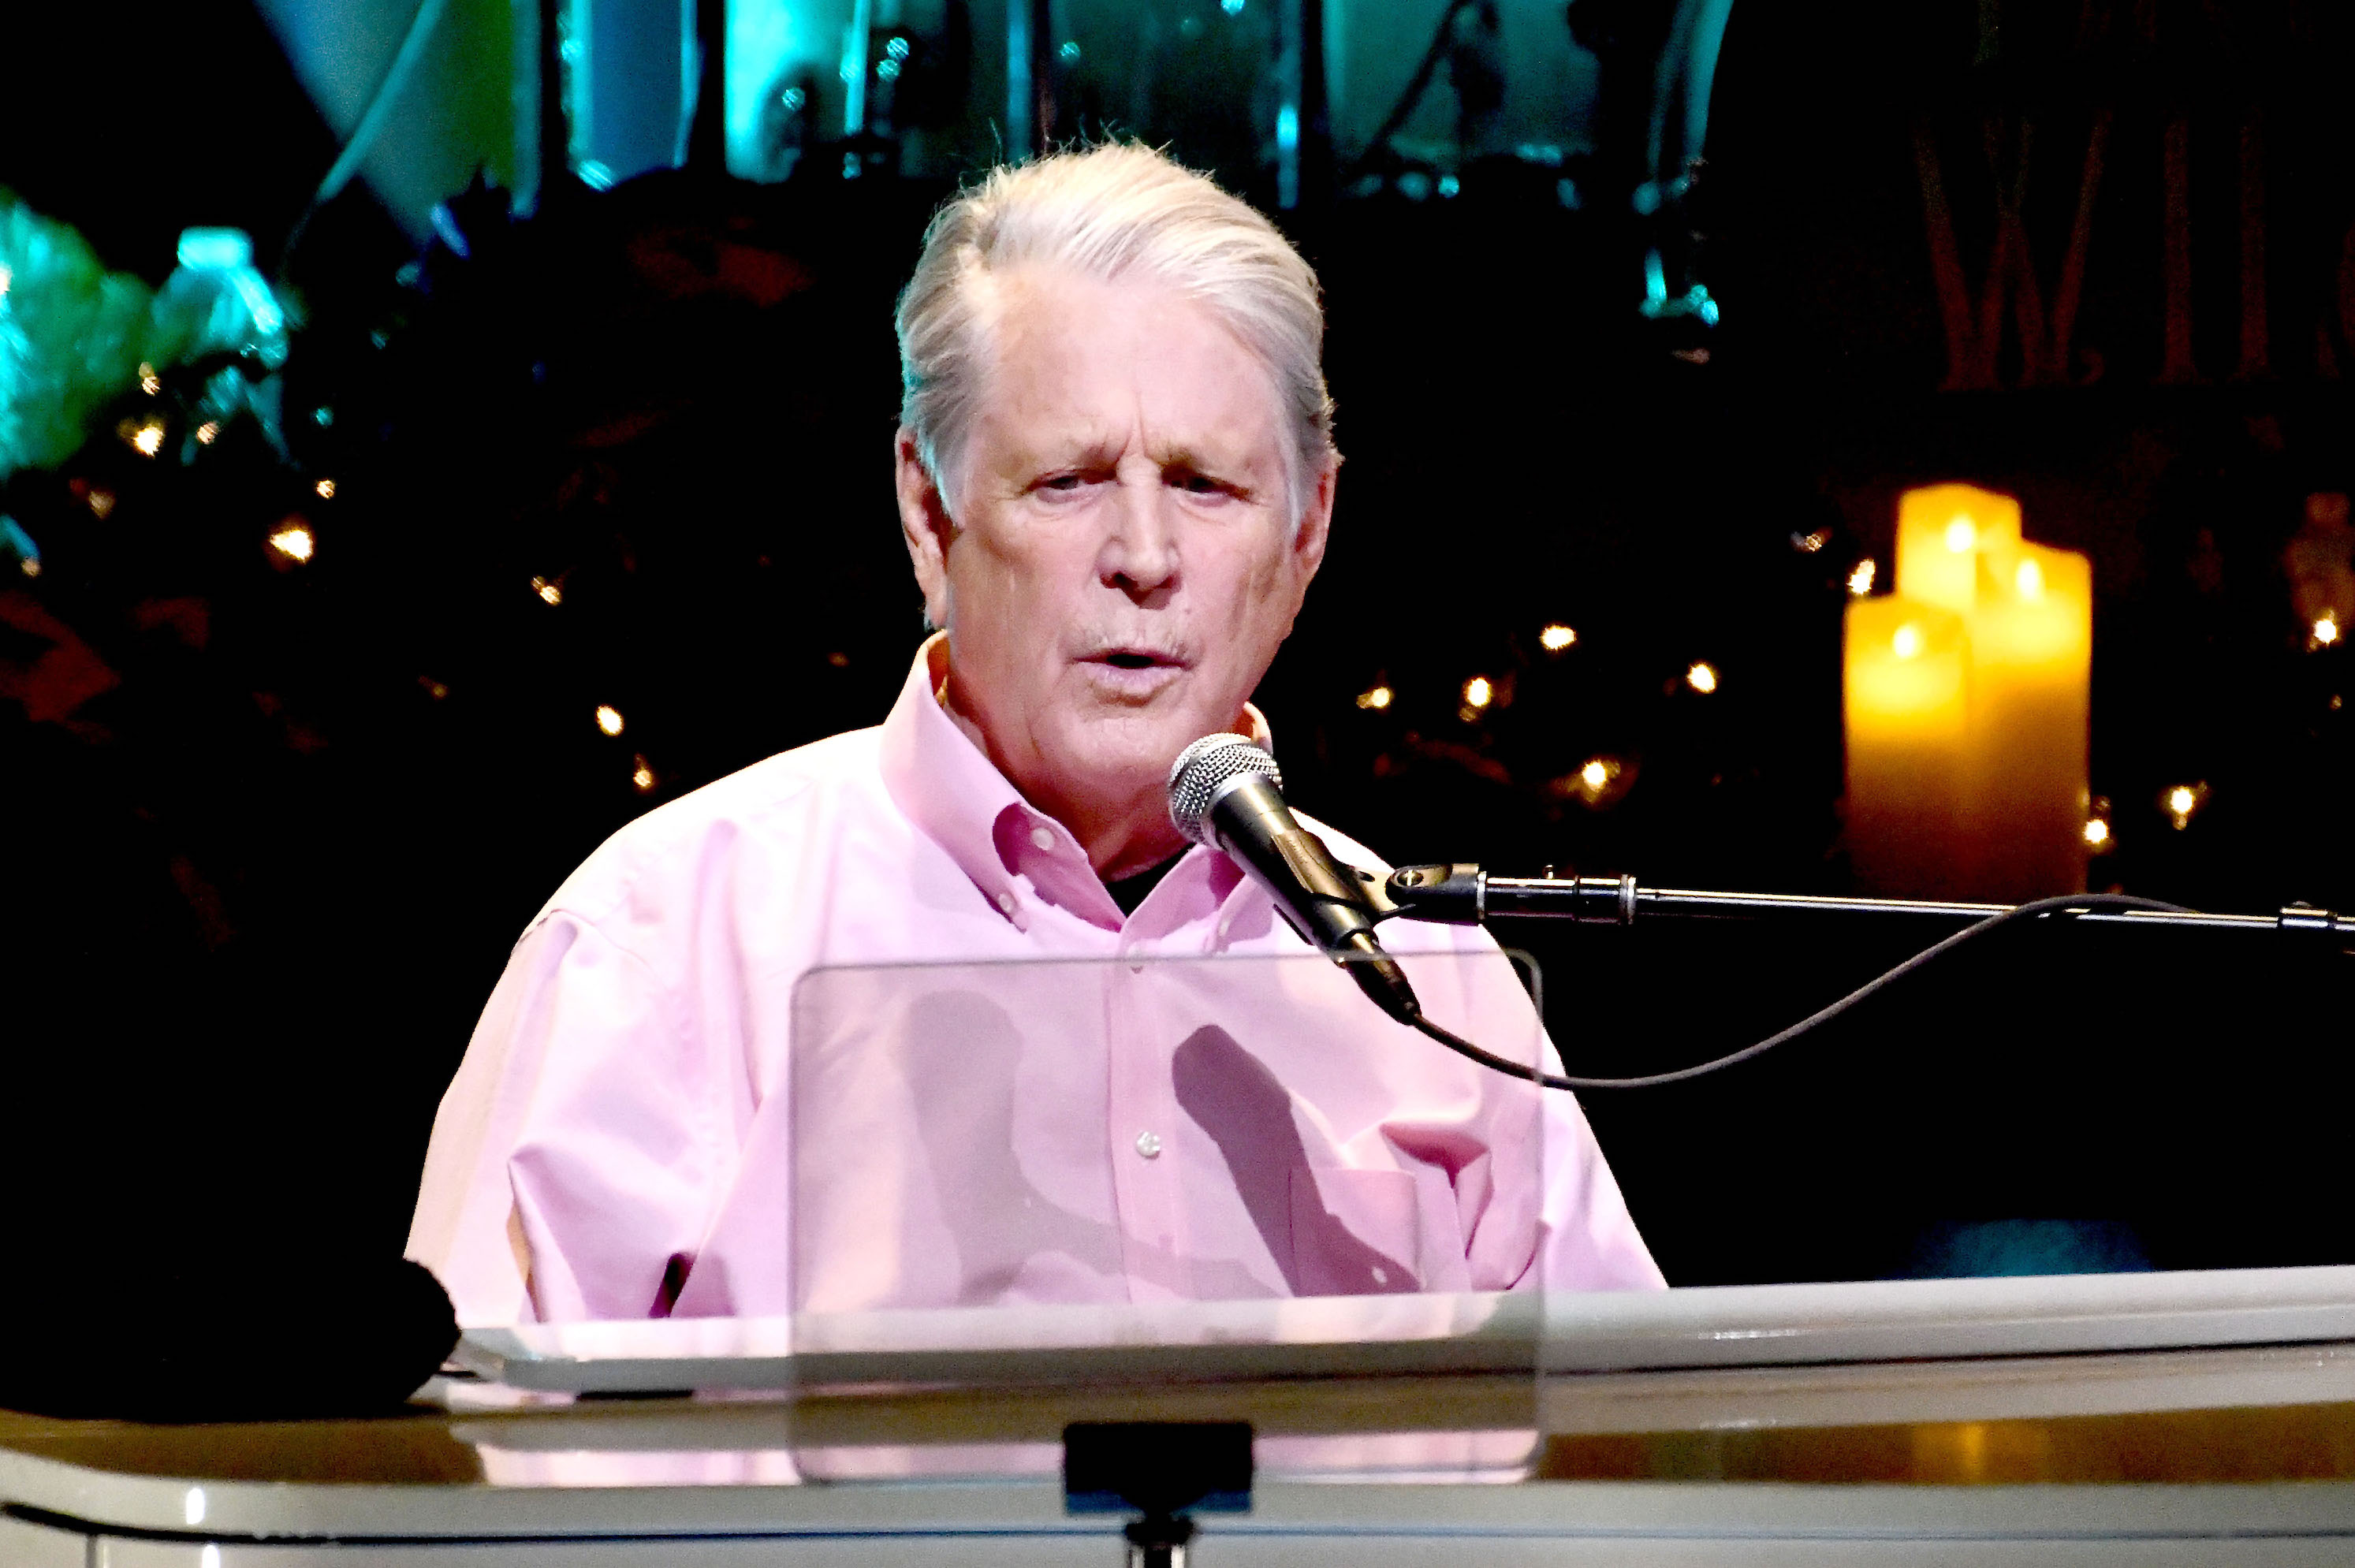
1030,825,1056,852
995,891,1017,914
1135,1130,1163,1160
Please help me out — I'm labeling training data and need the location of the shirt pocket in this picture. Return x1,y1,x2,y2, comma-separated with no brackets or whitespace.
1287,1166,1422,1297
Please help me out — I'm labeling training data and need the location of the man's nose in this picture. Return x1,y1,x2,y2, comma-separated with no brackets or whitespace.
1099,479,1180,600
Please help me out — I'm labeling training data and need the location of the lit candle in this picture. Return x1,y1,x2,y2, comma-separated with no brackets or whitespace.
1963,541,2092,899
1844,596,1970,897
1896,484,2021,615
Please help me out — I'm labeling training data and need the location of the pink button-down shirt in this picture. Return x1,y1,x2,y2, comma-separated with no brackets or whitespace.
408,637,1661,1324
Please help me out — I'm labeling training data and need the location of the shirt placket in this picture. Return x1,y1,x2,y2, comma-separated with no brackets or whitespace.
1103,924,1187,1300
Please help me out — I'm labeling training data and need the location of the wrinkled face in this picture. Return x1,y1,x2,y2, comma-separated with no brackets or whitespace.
897,265,1332,869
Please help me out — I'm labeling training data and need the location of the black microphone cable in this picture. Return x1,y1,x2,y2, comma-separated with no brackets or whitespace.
1404,892,2185,1091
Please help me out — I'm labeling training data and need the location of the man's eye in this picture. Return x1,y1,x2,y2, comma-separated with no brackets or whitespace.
1174,472,1228,496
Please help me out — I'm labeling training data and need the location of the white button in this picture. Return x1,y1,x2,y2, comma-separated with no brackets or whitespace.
1135,1130,1163,1159
995,891,1016,914
1030,825,1056,851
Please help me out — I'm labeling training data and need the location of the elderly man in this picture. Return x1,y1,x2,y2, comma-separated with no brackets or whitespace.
408,143,1660,1325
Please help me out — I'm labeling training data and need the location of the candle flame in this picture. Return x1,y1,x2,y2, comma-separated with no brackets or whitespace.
1944,518,1976,553
1892,623,1924,660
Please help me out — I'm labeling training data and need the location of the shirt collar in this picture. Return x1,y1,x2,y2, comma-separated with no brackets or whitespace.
878,632,1269,930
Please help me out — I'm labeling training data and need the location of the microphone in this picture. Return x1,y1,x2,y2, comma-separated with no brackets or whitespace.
1166,734,1423,1026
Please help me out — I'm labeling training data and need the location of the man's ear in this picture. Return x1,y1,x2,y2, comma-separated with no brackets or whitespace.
1293,454,1338,580
895,426,956,629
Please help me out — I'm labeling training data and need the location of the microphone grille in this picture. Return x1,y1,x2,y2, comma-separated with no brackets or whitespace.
1167,734,1282,847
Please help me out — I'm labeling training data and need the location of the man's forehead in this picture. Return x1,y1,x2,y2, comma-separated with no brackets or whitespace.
970,266,1283,467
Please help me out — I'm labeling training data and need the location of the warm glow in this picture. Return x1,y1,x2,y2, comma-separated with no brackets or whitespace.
130,420,164,456
2167,785,2196,816
2317,616,2342,647
632,755,657,793
1892,623,1925,660
87,490,116,519
531,576,563,606
2014,558,2044,598
314,478,336,499
140,370,161,396
2082,818,2110,847
1355,684,1393,710
1580,758,1610,791
1847,558,1876,596
1944,517,1976,553
1794,528,1829,554
1540,623,1577,651
268,524,315,562
195,421,220,445
1462,676,1494,710
19,557,39,578
596,705,625,736
1686,661,1718,694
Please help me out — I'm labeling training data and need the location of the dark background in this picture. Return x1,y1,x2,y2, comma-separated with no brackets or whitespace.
2,0,2350,1291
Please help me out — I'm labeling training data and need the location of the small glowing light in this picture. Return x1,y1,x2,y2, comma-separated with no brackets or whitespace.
1686,661,1718,694
1221,0,1245,12
1539,623,1577,651
1793,528,1829,554
419,676,449,701
2082,818,2110,847
1847,558,1876,596
1944,517,1976,553
885,34,909,58
2167,785,2196,816
1057,39,1080,60
1580,759,1610,790
184,1487,206,1527
268,523,315,562
2316,615,2342,647
1892,623,1924,660
314,478,336,499
129,419,165,456
1355,684,1393,710
19,557,39,578
2015,558,2044,598
531,576,563,606
195,421,220,445
1462,676,1494,710
140,366,162,396
632,754,657,793
826,650,851,669
595,705,624,736
87,489,116,519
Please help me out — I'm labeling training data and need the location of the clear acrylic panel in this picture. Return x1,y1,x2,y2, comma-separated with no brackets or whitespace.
785,945,1547,1481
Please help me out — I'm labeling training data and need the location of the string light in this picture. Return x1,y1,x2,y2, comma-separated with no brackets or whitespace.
1354,683,1393,710
595,705,625,736
1847,558,1876,596
2082,818,2110,847
1791,528,1829,553
531,576,563,606
2315,614,2342,648
125,418,165,456
86,489,116,519
418,676,449,701
139,363,159,396
2163,782,2208,831
1539,623,1577,651
18,557,38,579
195,421,220,445
268,523,315,562
1581,758,1610,790
1686,661,1718,694
1462,676,1493,709
313,478,336,499
632,754,657,793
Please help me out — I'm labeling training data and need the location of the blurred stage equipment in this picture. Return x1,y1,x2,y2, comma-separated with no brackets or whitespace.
1845,483,2093,902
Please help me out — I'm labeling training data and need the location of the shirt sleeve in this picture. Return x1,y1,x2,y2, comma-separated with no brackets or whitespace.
1532,1079,1667,1291
406,912,724,1324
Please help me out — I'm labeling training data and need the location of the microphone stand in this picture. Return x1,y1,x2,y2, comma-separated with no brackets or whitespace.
1374,865,2353,942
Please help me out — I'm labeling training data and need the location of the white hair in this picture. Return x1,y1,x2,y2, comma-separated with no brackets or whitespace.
895,142,1336,523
